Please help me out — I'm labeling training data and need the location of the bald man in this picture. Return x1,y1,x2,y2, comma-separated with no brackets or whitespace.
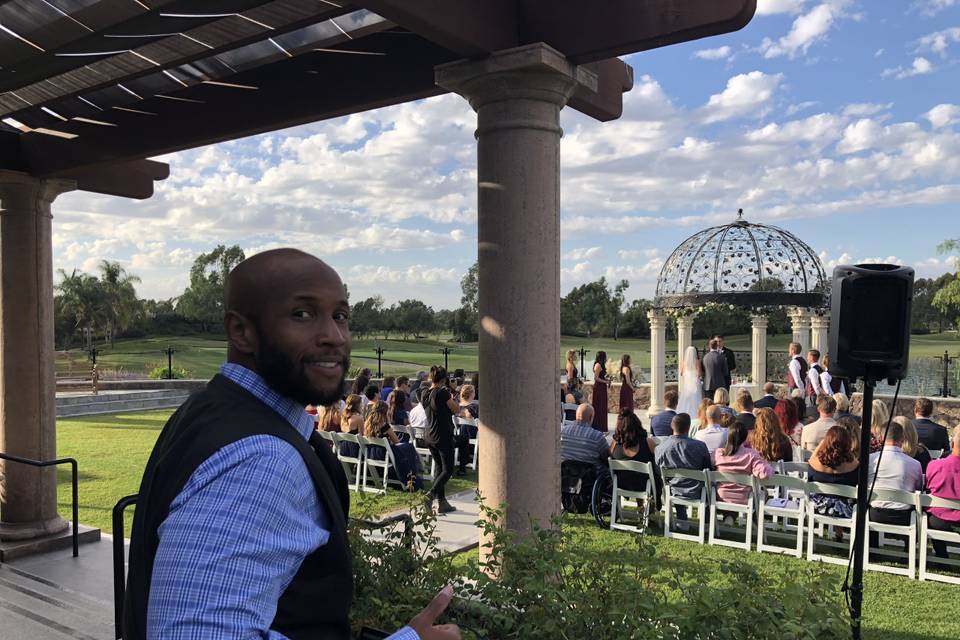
124,249,459,640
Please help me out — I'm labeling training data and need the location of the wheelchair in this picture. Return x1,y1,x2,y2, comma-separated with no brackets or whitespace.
560,460,613,529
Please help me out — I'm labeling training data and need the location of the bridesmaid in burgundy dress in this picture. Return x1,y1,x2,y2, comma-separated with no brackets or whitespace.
591,351,609,432
619,354,635,415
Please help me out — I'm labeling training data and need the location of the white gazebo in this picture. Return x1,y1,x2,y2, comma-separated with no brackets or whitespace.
648,212,828,411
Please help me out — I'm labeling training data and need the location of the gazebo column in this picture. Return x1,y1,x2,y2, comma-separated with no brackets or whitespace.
810,312,829,355
436,45,594,545
751,314,768,387
789,307,811,352
0,171,74,541
647,309,667,413
676,314,693,372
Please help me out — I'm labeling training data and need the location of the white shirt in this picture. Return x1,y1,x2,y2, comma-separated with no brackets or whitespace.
788,356,804,389
867,445,923,510
408,403,428,430
820,370,845,396
694,423,728,453
807,364,827,397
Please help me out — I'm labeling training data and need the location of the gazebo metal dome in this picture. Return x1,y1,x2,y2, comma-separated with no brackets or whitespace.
654,210,827,308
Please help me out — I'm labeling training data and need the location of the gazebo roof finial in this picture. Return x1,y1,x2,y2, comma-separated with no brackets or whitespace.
737,207,744,219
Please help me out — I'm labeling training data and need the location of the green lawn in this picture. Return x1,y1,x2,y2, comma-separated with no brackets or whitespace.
55,409,477,535
452,513,960,640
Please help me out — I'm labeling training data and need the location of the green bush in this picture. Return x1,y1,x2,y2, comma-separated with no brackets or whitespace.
147,365,190,380
349,495,849,639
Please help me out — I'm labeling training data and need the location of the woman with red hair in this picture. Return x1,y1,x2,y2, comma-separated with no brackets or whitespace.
774,398,803,447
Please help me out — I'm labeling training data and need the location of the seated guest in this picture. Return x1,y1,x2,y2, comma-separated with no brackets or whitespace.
316,402,343,432
800,395,838,453
913,397,950,452
809,425,859,519
386,389,409,427
454,384,479,476
409,371,427,402
564,379,584,421
895,416,932,473
650,390,679,437
458,384,479,419
694,404,728,454
775,398,803,447
695,398,713,428
836,415,862,458
712,388,736,419
363,402,423,490
408,387,428,430
610,409,662,508
560,404,609,473
868,399,890,453
925,428,960,558
351,375,370,403
362,383,380,420
712,420,775,505
655,413,712,529
867,421,923,544
754,382,778,410
397,376,413,412
751,408,792,463
338,394,364,458
734,390,756,430
379,376,396,402
833,393,860,424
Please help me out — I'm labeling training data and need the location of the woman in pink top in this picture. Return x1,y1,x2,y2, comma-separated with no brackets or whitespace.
712,419,775,504
925,429,960,558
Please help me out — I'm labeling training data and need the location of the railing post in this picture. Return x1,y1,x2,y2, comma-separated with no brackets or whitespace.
941,350,950,398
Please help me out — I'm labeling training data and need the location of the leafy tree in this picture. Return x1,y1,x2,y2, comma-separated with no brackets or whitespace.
350,296,384,339
609,279,629,340
394,299,435,339
454,261,479,341
933,239,960,331
561,278,619,337
461,261,478,314
98,260,142,346
56,268,106,349
619,299,652,338
176,245,245,333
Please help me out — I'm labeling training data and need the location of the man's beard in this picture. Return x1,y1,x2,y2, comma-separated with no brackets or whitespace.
254,332,349,407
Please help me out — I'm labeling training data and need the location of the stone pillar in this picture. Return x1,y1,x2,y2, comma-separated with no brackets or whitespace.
789,307,811,353
436,45,595,545
810,312,829,356
647,309,667,413
0,171,74,540
751,314,768,387
676,314,693,377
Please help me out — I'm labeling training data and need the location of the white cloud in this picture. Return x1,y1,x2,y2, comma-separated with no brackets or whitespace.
786,101,819,116
759,3,840,58
618,249,661,260
746,113,844,144
701,71,783,123
916,27,960,57
925,103,960,127
882,56,935,79
756,0,807,15
913,1,958,17
693,46,732,60
567,246,602,261
843,102,893,117
874,48,884,57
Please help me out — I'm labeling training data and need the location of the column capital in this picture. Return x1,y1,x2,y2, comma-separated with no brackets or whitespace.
436,43,597,114
0,170,75,213
810,314,829,328
751,314,768,328
647,308,667,327
676,314,694,329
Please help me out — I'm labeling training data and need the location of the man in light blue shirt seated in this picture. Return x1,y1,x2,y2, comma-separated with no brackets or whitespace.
560,404,610,473
694,404,728,454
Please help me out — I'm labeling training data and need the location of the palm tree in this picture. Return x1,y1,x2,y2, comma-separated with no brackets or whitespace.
98,260,141,346
56,269,105,349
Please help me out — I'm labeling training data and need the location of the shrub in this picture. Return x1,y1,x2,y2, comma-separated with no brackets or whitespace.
350,494,849,639
148,365,190,380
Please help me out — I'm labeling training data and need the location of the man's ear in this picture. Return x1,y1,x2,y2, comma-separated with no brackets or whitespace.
224,310,258,355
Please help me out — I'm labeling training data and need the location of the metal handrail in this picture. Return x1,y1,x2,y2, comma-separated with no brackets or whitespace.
112,494,138,640
0,452,79,560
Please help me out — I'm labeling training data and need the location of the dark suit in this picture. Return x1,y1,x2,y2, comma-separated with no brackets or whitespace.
914,417,950,451
650,409,677,437
737,412,756,430
754,394,778,410
721,347,736,373
702,350,729,395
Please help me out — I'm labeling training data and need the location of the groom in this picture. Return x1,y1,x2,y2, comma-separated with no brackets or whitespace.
702,339,730,397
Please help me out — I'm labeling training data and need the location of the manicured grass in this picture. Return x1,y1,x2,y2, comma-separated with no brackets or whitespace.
453,513,960,640
55,409,477,535
58,332,960,381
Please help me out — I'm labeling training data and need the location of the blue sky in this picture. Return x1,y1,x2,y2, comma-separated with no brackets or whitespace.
53,0,960,310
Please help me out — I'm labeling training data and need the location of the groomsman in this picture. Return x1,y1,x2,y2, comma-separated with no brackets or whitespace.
702,339,729,397
712,335,736,376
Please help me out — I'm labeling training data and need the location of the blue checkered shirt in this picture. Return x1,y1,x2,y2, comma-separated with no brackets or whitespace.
147,363,419,640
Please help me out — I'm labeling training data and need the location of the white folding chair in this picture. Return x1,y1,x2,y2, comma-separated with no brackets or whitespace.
864,488,920,578
332,432,363,491
608,459,656,534
358,436,405,494
707,470,756,551
453,416,479,471
687,424,699,439
806,481,858,566
661,467,709,543
756,475,807,557
918,493,960,584
799,448,813,462
561,402,580,416
409,425,436,481
652,436,668,446
928,449,943,461
315,429,336,449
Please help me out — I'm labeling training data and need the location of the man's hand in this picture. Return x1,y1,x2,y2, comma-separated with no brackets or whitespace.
408,585,461,640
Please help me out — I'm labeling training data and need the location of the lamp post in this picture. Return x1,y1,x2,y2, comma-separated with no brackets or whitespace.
374,343,384,378
578,347,589,380
166,346,175,380
440,346,451,372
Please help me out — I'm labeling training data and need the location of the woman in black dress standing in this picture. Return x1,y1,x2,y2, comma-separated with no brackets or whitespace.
591,351,609,432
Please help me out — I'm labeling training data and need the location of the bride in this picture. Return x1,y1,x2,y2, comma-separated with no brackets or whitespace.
677,345,703,417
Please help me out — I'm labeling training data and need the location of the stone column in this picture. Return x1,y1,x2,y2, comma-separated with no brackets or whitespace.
810,312,829,356
751,314,768,387
0,171,74,540
436,45,595,544
789,307,811,352
647,309,667,413
676,314,693,377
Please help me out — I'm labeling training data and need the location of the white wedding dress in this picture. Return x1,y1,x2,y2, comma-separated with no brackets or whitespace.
677,346,703,417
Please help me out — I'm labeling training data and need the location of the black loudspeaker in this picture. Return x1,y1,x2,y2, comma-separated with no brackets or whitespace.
828,264,914,383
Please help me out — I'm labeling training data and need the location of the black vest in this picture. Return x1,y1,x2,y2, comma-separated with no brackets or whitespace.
123,375,352,640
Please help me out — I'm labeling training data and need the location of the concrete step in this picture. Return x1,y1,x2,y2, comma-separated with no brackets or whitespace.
57,394,189,418
0,565,113,640
56,390,187,407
